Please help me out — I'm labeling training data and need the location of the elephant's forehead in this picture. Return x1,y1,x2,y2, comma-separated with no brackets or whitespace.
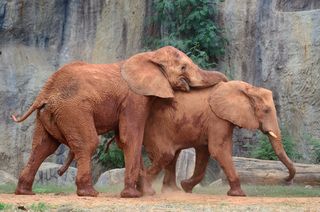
173,54,192,65
257,88,273,100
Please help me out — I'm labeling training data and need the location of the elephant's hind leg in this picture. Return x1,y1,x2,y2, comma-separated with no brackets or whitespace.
60,114,99,197
146,151,175,187
15,119,60,195
181,146,210,193
161,150,181,193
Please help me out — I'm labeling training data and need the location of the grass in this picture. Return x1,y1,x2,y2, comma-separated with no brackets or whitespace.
0,202,49,212
1,183,319,197
0,203,13,211
0,184,76,194
195,184,320,197
30,202,49,212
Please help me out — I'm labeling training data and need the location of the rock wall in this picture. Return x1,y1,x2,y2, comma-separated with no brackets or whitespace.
219,0,320,161
0,0,147,176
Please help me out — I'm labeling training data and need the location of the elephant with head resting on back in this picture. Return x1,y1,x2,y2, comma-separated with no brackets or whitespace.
138,80,296,196
12,46,227,197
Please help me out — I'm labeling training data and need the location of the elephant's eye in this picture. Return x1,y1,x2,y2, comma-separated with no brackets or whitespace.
181,65,187,71
264,108,270,113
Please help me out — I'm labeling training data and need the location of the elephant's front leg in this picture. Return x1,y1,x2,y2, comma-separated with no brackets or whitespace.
119,96,153,198
209,136,245,196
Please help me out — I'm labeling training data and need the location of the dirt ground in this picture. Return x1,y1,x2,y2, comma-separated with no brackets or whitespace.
1,192,320,211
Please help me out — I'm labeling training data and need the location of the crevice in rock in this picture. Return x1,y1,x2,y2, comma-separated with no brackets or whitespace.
58,0,70,55
276,0,320,12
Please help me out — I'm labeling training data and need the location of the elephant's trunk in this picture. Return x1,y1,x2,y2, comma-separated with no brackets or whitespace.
188,69,228,88
268,135,296,183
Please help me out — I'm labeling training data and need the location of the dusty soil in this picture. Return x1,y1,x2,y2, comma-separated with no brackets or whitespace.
1,192,320,211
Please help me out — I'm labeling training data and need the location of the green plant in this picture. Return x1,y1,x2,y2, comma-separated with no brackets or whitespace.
0,203,13,211
248,128,301,161
30,202,49,212
146,0,227,69
95,132,125,169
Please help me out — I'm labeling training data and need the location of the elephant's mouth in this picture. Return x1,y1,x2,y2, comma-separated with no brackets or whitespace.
259,123,270,134
178,77,190,92
260,123,278,139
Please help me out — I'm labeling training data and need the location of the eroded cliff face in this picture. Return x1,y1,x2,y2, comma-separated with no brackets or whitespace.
0,0,146,176
219,0,320,160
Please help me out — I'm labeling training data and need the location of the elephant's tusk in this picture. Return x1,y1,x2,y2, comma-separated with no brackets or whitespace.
268,131,278,139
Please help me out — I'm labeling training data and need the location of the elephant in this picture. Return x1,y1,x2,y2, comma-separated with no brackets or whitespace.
11,46,228,198
139,80,296,196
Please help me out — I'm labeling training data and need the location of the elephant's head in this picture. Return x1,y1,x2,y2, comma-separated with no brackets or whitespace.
209,80,296,183
121,46,227,98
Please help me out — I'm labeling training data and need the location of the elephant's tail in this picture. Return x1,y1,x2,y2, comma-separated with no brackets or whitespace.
11,100,45,123
11,75,55,123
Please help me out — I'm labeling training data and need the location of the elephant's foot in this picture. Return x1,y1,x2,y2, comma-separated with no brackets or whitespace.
15,182,35,195
180,180,194,193
77,186,99,197
162,184,181,193
136,177,156,196
15,188,35,195
227,188,246,197
142,186,156,196
120,187,142,198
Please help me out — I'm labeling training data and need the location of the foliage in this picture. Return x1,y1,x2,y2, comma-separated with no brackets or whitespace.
146,0,227,69
247,128,301,161
95,132,125,169
95,132,152,169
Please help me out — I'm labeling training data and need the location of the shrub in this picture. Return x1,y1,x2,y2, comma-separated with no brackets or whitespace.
248,128,301,161
95,132,125,170
145,0,227,69
95,132,152,169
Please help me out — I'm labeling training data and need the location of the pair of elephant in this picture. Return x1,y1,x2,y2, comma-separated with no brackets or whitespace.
12,46,296,198
12,46,227,197
59,80,296,197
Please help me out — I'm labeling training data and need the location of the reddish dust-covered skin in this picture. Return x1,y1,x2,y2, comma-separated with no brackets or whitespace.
143,81,296,196
12,46,227,198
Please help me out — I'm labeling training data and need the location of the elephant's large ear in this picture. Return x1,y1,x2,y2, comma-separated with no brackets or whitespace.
209,81,259,130
121,51,174,98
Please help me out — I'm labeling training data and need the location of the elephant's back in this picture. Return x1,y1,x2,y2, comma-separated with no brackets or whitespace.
41,62,128,113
